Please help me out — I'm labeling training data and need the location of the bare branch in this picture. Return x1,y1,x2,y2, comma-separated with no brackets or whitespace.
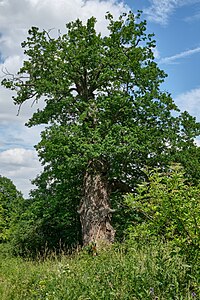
44,28,55,40
16,103,22,116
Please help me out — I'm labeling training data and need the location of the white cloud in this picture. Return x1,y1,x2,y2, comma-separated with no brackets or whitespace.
144,0,200,25
0,123,44,150
0,148,43,197
175,88,200,147
195,139,200,146
0,0,128,58
159,46,200,64
175,87,200,121
152,47,160,59
0,0,129,196
0,148,36,166
144,0,179,25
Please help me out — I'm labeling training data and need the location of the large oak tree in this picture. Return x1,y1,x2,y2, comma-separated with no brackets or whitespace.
2,12,200,247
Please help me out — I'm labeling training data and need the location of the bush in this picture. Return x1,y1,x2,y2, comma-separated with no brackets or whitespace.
0,175,24,242
8,191,81,257
125,164,200,257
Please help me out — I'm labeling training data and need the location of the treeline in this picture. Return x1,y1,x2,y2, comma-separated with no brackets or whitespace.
0,161,200,260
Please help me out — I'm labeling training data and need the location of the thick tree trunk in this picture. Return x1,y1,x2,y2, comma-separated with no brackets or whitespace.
78,160,115,247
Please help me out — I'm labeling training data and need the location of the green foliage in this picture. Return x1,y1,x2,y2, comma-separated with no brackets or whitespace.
0,203,6,240
1,11,200,250
0,240,199,299
125,164,200,255
2,11,199,181
0,176,24,242
9,173,81,256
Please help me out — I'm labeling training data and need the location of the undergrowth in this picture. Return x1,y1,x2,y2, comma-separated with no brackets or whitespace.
0,239,199,299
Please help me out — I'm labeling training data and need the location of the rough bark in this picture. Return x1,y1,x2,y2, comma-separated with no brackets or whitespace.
78,160,115,247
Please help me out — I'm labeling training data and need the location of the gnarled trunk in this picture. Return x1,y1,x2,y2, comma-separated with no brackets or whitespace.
78,160,115,247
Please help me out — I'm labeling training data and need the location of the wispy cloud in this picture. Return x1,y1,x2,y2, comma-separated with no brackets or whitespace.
159,46,200,64
175,87,200,121
144,0,179,25
144,0,200,25
185,12,200,22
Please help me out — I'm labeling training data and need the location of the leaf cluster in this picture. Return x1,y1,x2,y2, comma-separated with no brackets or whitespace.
0,176,24,242
125,164,200,255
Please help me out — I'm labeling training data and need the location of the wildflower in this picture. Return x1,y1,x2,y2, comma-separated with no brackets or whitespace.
150,287,154,295
57,262,71,277
192,292,196,298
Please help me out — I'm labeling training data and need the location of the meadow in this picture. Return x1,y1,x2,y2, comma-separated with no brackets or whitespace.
0,239,199,300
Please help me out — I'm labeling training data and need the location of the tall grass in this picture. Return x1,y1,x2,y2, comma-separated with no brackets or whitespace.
0,239,199,299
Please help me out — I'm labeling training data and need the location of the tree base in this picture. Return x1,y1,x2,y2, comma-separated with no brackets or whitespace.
78,161,115,247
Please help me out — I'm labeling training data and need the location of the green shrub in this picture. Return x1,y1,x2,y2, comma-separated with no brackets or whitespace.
125,164,200,257
0,175,25,243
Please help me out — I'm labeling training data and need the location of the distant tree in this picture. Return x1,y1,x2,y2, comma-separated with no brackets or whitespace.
2,11,200,247
0,175,24,241
8,173,81,256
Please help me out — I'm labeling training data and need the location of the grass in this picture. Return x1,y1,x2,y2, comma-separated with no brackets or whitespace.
0,239,199,299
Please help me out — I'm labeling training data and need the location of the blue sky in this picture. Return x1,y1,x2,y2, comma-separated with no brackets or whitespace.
0,0,200,196
130,0,200,100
